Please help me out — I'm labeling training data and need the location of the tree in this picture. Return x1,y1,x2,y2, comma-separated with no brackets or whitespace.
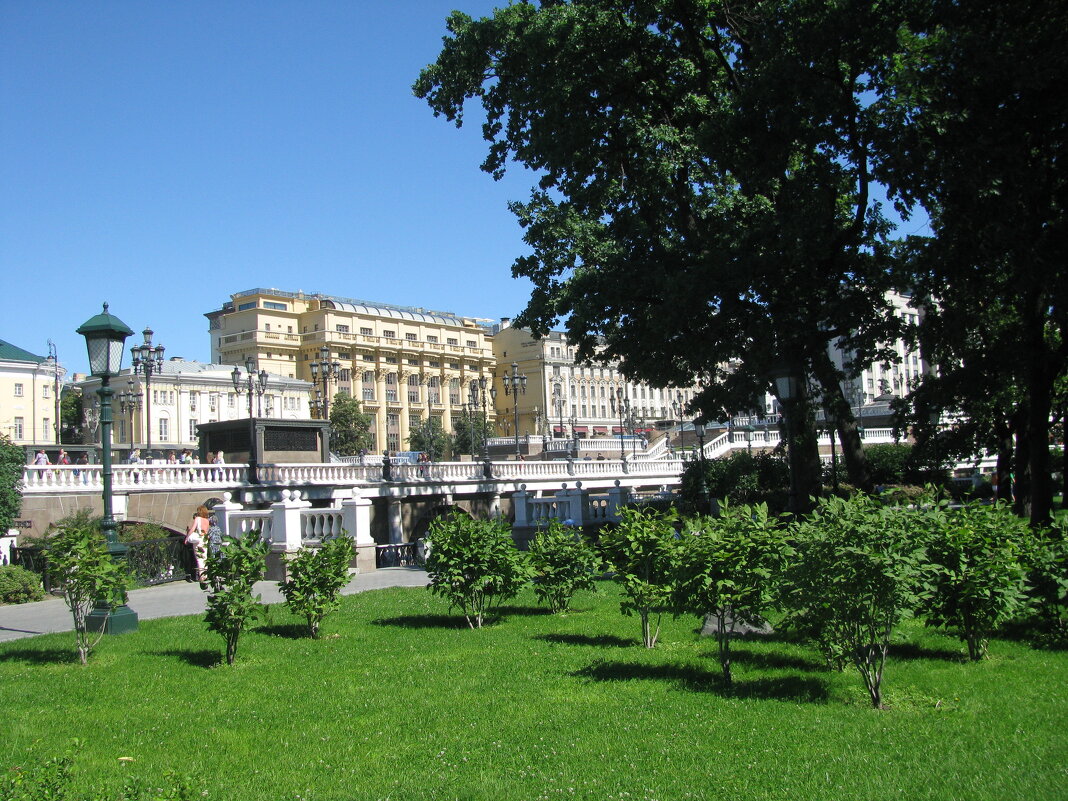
598,507,679,647
205,529,270,665
919,502,1029,660
0,433,23,535
452,408,493,457
424,512,531,628
47,510,129,665
785,494,929,708
416,1,925,503
528,520,602,613
280,533,356,638
59,388,83,445
408,417,452,460
674,504,789,683
328,391,373,456
874,0,1068,525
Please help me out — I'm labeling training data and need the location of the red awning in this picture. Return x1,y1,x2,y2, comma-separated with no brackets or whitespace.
593,426,608,433
573,426,589,433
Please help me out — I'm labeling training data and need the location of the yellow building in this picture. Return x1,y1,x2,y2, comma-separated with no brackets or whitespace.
206,288,496,453
0,338,63,451
491,321,701,447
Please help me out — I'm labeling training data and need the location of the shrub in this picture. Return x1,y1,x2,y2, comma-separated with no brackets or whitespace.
205,529,269,665
0,564,45,604
0,432,23,534
280,533,356,638
425,512,531,628
674,504,790,683
118,521,171,542
528,520,602,613
785,494,928,708
919,501,1030,660
47,509,129,665
681,450,790,514
598,507,679,648
1021,523,1068,646
864,443,913,485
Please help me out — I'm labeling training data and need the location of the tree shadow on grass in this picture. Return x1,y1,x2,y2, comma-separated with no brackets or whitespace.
573,659,828,703
888,642,965,662
149,648,221,668
533,633,634,648
0,646,79,665
254,623,310,639
495,605,552,618
370,614,472,629
722,647,823,672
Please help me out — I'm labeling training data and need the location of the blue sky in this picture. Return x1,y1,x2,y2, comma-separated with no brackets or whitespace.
1,0,535,375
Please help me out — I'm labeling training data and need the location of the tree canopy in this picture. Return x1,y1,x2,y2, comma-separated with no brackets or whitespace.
416,0,925,501
328,392,373,456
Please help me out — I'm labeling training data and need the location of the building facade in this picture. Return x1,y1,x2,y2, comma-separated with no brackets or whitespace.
0,338,64,450
75,358,312,459
491,322,702,447
206,288,496,453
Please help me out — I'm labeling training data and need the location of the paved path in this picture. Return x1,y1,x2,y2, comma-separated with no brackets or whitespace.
0,567,430,643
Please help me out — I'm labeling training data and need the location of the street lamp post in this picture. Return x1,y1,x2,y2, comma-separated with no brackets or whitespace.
130,327,165,456
470,376,496,478
231,356,268,483
695,420,711,514
553,388,565,455
611,388,629,461
770,366,802,514
118,380,142,448
568,414,578,459
309,344,341,421
502,361,527,459
77,303,137,634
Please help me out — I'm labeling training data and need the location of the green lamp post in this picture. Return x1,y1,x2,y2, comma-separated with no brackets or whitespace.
77,303,138,634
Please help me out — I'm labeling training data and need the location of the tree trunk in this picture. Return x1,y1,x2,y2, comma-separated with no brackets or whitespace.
812,355,873,492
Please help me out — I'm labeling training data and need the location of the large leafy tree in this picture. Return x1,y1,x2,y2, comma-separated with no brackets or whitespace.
416,0,920,502
408,417,453,460
875,0,1068,524
328,391,373,456
0,433,23,534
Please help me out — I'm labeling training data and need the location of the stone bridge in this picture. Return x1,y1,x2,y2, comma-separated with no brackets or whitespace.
16,457,687,573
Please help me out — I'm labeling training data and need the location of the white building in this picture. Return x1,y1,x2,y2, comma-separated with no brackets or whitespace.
75,358,313,458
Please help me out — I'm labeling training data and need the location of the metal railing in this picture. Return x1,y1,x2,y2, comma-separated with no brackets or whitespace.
12,536,193,592
375,542,426,568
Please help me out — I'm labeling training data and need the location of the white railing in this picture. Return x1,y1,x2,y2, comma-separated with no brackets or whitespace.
300,509,345,543
21,464,249,492
228,510,273,541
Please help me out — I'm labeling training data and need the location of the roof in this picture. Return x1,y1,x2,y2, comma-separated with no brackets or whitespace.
0,338,46,364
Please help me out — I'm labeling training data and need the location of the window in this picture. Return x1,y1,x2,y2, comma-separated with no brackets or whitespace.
447,338,458,346
449,378,460,405
360,327,373,335
385,373,398,402
209,395,218,412
466,340,477,348
159,418,169,441
428,360,440,367
228,393,236,408
383,330,396,338
265,323,271,331
407,359,419,366
264,301,286,311
363,354,374,361
385,356,398,364
408,374,421,403
405,332,417,341
409,413,422,430
337,324,350,333
426,335,438,343
13,383,23,397
43,418,50,437
189,419,198,438
237,301,257,311
42,385,50,399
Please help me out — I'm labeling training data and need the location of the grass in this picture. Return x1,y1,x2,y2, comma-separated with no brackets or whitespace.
2,581,1067,801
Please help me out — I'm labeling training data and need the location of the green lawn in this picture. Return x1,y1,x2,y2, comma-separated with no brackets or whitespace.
2,582,1066,800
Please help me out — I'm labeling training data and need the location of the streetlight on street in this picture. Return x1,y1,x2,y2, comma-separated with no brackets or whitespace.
309,345,342,421
769,365,802,513
130,327,165,456
469,376,496,478
611,388,629,461
77,303,137,634
118,380,142,448
502,361,527,459
553,386,565,455
231,356,268,483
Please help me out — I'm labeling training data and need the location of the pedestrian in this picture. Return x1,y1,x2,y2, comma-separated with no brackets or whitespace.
167,451,178,464
129,448,141,464
33,449,50,466
57,449,71,466
185,505,211,588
